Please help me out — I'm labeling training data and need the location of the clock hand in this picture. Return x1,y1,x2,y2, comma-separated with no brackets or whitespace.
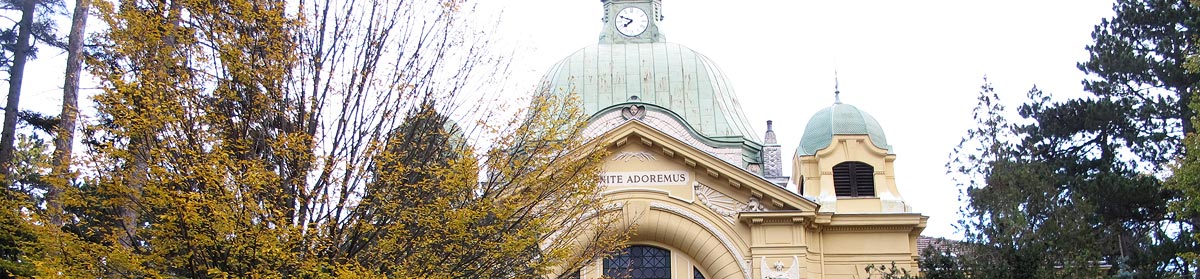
623,17,633,27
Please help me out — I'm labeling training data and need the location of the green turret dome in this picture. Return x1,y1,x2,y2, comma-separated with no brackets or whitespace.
796,102,893,156
540,42,761,145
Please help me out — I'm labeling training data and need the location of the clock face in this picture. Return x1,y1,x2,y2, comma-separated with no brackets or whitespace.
616,7,649,37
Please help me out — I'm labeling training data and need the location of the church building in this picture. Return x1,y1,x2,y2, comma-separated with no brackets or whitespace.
539,1,928,278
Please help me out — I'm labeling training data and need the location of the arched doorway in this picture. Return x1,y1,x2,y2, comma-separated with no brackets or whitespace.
576,199,749,279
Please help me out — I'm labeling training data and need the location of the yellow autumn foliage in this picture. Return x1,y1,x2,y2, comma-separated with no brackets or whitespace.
2,0,629,278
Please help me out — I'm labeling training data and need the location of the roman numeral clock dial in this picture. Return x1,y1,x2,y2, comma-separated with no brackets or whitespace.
616,7,649,37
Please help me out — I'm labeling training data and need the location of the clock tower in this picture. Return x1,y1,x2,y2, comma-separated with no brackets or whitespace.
599,0,665,44
538,3,930,278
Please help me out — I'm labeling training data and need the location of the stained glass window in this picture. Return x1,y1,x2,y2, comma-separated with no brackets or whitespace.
603,245,671,279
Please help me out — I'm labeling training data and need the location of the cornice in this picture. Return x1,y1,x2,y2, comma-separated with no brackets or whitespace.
810,212,929,232
594,121,821,212
823,225,916,232
737,211,815,225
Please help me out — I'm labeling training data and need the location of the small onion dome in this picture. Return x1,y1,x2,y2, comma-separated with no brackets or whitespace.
796,103,893,156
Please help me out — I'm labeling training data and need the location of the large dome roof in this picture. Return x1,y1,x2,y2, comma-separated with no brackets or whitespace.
540,42,761,144
796,103,893,156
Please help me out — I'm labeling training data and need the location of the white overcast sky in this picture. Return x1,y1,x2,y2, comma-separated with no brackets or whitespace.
487,0,1118,239
18,0,1118,239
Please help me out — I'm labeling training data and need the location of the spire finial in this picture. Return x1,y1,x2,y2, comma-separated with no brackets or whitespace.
834,69,842,104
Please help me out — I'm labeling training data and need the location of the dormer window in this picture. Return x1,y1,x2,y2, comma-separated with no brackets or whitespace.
833,161,875,197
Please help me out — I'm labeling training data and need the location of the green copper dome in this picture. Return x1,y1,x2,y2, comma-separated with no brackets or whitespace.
541,42,761,144
796,103,893,156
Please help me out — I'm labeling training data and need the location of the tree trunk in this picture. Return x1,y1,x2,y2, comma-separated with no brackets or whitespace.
116,0,181,249
1182,87,1193,135
117,135,147,248
0,0,36,181
48,0,90,227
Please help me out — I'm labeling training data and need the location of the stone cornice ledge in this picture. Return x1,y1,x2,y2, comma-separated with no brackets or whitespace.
816,212,928,228
737,211,816,225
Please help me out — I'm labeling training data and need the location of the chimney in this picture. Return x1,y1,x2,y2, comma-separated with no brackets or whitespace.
762,120,782,178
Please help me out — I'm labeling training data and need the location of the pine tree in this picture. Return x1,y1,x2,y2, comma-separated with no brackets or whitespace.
952,0,1200,275
1165,0,1200,269
47,0,91,227
0,0,65,182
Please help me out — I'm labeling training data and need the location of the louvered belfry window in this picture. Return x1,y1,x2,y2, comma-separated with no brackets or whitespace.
833,161,875,197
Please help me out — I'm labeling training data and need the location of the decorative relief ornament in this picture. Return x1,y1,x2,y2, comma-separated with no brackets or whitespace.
694,183,745,224
613,151,656,162
760,256,800,279
747,164,762,174
621,103,646,120
763,147,781,176
743,197,767,212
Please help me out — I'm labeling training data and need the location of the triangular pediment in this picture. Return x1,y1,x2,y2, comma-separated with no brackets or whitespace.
593,121,819,213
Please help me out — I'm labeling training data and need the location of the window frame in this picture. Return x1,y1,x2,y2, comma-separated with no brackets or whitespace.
603,245,672,279
832,161,876,197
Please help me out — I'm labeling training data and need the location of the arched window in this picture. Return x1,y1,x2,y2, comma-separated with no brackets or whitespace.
604,245,671,279
833,161,875,197
798,175,805,195
694,267,706,279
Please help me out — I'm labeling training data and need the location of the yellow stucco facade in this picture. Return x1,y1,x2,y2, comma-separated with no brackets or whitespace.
540,1,928,278
568,121,926,279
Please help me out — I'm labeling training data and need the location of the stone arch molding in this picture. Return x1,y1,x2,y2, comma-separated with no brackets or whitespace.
584,108,745,164
639,201,751,279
